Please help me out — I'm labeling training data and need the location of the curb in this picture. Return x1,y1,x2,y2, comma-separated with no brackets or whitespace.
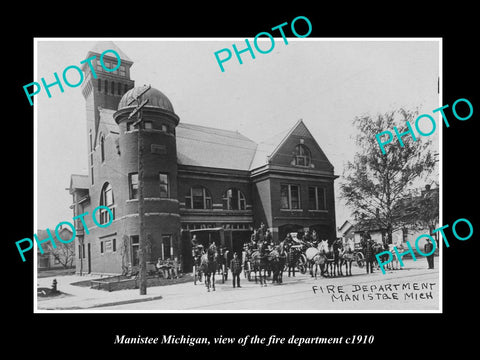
89,295,164,309
39,295,164,310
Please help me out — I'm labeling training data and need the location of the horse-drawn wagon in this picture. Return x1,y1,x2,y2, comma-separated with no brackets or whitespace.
353,241,366,268
189,227,234,286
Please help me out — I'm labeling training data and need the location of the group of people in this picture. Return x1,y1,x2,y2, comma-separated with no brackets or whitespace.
191,235,244,288
155,256,182,279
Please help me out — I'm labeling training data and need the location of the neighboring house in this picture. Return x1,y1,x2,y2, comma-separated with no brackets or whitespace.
352,220,385,246
67,42,338,276
337,220,355,241
37,227,75,269
351,184,439,255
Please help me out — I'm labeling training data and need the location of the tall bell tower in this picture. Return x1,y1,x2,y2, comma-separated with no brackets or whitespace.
80,41,135,184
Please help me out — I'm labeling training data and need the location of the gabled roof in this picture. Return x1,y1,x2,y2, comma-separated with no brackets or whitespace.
176,123,257,171
70,174,89,189
68,174,89,194
338,220,354,234
249,119,333,171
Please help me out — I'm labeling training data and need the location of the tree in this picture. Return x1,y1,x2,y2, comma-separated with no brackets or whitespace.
340,108,437,244
397,184,439,243
51,241,75,268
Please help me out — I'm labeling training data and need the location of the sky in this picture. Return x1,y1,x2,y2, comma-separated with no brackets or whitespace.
35,38,440,231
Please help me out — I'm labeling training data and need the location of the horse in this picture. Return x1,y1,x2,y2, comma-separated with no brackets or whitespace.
318,239,341,277
339,239,355,276
386,242,403,270
286,244,300,277
268,242,287,284
215,247,230,282
250,242,269,286
200,243,218,292
372,242,387,271
305,244,327,279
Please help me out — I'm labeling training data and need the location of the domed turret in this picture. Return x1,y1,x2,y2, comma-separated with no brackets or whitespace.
118,86,175,114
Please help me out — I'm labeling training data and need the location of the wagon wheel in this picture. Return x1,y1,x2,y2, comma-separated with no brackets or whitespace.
355,252,365,268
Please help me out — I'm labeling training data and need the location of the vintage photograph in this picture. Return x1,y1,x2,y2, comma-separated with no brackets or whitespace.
34,38,441,312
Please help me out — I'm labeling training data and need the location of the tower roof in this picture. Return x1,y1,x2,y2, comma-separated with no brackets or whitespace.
87,41,132,63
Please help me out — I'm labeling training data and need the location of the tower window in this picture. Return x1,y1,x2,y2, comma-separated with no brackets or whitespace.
144,121,153,130
129,173,139,199
119,65,126,76
89,130,94,185
162,235,173,260
99,182,115,224
131,235,139,266
159,173,169,198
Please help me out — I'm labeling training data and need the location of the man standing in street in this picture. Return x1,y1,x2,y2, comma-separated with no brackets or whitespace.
424,237,435,269
230,252,242,288
365,238,375,274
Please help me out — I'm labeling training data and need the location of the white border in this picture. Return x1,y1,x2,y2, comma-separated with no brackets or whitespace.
33,37,443,314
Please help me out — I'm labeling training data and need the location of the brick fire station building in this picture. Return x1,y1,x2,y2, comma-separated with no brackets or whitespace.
68,42,338,275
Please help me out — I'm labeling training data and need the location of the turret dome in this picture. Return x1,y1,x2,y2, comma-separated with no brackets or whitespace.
118,86,175,113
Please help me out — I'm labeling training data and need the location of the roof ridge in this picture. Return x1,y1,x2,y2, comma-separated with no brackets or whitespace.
88,41,132,63
178,122,256,143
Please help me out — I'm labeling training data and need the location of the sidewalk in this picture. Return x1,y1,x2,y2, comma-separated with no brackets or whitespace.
37,274,171,310
36,257,440,311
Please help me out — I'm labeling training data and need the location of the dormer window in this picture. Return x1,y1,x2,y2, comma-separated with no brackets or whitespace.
294,144,311,166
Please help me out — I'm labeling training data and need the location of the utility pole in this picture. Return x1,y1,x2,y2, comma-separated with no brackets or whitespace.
127,84,151,295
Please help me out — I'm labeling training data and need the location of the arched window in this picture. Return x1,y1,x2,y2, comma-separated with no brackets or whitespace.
100,134,105,163
185,186,212,209
99,182,115,224
294,144,311,166
223,188,246,210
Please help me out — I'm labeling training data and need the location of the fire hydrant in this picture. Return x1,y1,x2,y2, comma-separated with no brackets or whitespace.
52,279,57,293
